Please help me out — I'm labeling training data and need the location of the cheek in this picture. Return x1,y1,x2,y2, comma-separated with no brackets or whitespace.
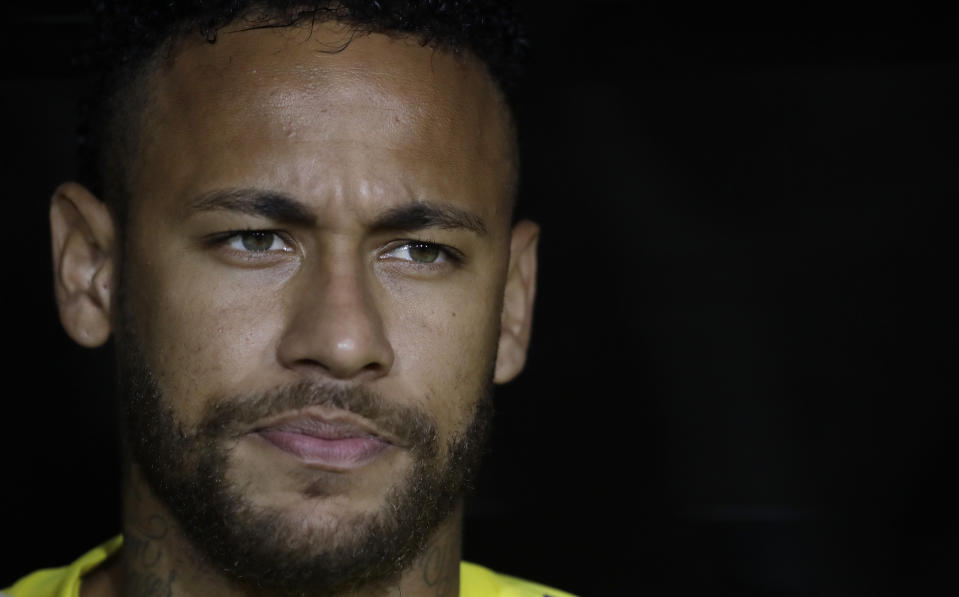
384,279,502,429
127,253,287,422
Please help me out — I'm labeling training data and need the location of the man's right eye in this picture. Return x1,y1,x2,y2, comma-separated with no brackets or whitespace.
225,231,290,252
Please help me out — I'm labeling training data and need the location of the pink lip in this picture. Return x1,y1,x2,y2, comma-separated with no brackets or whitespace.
254,416,392,469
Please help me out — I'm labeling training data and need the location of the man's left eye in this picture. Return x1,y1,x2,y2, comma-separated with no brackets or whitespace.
226,231,289,252
384,241,447,264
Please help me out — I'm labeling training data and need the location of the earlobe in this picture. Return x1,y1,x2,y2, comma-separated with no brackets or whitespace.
494,219,539,384
50,182,116,347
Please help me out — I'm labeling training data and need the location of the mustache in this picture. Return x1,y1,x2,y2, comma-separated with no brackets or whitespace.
196,380,438,454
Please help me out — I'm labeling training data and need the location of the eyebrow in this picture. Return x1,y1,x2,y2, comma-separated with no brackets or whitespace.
185,188,317,225
184,188,487,236
372,202,488,236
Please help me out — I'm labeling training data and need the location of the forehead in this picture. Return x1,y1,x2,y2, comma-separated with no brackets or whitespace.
131,20,515,226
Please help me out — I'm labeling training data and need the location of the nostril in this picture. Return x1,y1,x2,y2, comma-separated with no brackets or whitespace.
357,361,387,377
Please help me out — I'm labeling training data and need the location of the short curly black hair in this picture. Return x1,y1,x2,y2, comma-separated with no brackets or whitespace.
80,0,527,219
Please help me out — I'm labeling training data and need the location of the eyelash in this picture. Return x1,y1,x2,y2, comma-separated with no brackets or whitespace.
209,230,463,265
380,239,463,266
207,230,291,253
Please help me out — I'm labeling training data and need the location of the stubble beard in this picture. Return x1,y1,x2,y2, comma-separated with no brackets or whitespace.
115,325,494,596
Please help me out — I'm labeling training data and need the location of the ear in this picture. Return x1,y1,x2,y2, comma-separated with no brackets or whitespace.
494,219,539,384
50,182,116,347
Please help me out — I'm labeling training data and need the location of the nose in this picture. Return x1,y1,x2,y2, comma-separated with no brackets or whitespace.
276,257,394,381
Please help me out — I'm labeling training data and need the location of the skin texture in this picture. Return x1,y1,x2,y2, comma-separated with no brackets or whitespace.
51,19,538,597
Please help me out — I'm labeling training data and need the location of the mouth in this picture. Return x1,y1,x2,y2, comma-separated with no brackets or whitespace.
252,412,396,470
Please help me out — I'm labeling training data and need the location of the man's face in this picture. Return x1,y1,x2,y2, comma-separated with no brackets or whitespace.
110,20,524,593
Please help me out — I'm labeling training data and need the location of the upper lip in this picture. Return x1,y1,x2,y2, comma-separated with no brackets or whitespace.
251,409,402,447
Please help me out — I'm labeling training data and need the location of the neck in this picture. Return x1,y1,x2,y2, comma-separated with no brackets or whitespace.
84,468,463,597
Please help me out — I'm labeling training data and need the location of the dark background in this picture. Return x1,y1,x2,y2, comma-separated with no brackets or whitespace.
3,4,956,596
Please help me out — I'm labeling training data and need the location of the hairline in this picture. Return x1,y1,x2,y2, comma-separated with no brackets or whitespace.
101,14,520,230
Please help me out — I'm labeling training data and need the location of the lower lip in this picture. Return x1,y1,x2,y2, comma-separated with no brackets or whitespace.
257,430,390,469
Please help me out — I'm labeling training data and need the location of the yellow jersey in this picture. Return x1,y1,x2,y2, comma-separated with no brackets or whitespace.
3,536,576,597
